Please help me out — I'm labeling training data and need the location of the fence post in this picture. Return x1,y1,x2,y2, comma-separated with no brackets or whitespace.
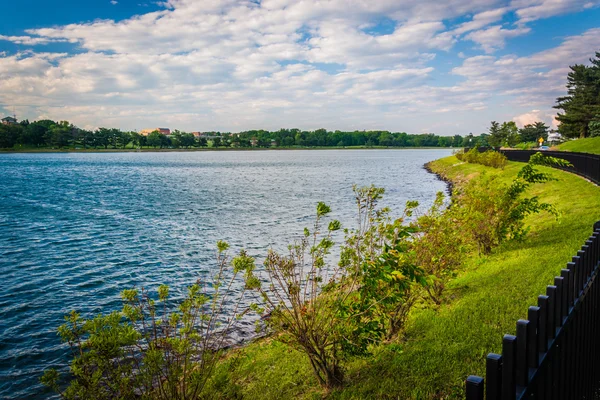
592,233,599,270
583,245,591,280
546,286,556,340
578,249,587,286
527,307,540,368
516,320,529,387
572,255,581,299
537,295,548,353
554,277,564,328
502,334,517,400
487,353,502,400
466,376,484,400
560,269,571,317
566,263,576,306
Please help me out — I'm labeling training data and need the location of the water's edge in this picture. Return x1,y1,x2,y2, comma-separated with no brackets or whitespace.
423,160,454,197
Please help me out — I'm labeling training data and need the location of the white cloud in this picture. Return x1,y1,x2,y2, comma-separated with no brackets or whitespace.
465,25,531,53
512,0,600,23
513,109,555,127
0,0,598,134
453,27,600,127
0,35,70,45
453,7,509,35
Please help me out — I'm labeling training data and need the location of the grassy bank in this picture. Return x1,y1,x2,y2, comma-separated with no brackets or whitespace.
205,156,600,399
557,137,600,154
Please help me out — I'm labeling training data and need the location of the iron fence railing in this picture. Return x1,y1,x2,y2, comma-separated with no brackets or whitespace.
466,222,600,400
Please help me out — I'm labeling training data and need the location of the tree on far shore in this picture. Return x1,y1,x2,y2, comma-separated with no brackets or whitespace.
147,130,162,148
519,122,549,143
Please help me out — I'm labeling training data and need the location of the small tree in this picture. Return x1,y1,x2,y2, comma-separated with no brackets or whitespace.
487,121,503,148
147,130,162,148
253,187,425,387
253,202,347,388
412,192,469,305
519,122,549,143
501,121,520,147
338,186,425,340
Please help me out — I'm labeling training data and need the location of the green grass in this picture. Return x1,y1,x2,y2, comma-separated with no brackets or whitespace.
206,156,600,399
557,136,600,154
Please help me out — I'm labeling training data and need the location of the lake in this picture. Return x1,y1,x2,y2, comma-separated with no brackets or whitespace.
0,149,451,398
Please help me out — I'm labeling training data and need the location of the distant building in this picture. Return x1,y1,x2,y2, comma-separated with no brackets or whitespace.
2,116,17,125
548,131,563,144
250,137,258,147
192,132,223,139
140,128,170,136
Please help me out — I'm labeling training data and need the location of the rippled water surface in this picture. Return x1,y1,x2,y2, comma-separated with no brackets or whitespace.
0,149,451,398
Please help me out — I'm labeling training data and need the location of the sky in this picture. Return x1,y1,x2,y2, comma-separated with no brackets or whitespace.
0,0,599,135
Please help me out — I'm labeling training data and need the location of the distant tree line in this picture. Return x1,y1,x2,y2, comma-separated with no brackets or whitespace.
0,117,562,151
0,122,200,150
0,122,475,150
234,129,467,147
464,120,552,148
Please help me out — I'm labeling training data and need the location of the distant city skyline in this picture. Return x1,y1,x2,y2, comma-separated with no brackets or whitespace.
1,0,599,135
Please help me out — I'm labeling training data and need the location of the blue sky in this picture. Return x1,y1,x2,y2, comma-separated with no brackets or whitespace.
1,0,599,134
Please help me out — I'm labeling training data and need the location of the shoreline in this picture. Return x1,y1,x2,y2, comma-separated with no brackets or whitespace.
423,160,455,197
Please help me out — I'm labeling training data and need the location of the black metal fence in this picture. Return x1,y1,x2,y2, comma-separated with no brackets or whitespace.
466,222,600,399
500,150,600,185
465,148,600,185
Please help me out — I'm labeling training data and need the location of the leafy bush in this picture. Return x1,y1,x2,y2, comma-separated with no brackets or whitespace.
455,148,507,169
41,242,259,399
481,151,508,169
338,186,425,341
411,192,469,305
253,202,348,388
253,186,426,388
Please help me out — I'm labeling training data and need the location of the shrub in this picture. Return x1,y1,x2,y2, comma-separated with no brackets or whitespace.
453,149,466,161
411,192,469,305
455,148,507,169
253,186,426,388
479,150,508,169
41,242,259,399
338,186,425,341
256,209,347,388
462,148,480,164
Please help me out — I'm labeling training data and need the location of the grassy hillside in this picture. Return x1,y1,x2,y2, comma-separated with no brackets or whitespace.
206,156,600,399
557,137,600,154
